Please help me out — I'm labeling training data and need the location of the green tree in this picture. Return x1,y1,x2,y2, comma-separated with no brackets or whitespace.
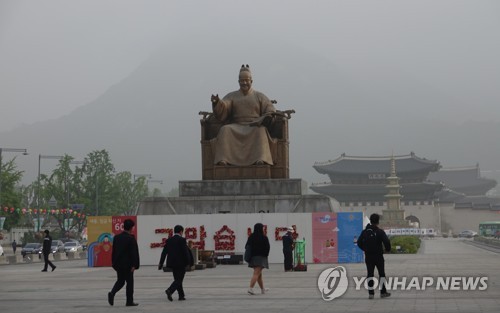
19,184,36,209
80,150,115,216
151,188,163,197
0,158,24,230
0,158,24,208
110,171,148,215
45,155,85,233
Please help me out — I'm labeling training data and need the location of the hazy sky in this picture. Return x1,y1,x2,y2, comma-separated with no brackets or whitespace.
2,0,500,132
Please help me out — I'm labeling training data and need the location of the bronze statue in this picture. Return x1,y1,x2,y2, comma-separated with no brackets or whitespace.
210,65,277,166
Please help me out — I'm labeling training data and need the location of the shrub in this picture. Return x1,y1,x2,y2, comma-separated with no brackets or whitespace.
389,235,421,254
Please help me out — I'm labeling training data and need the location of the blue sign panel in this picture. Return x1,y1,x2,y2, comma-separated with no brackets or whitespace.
337,212,364,263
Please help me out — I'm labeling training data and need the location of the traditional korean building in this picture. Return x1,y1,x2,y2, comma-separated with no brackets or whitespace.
428,164,497,196
310,152,443,203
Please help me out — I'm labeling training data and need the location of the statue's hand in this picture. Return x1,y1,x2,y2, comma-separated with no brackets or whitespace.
211,94,220,106
262,114,274,127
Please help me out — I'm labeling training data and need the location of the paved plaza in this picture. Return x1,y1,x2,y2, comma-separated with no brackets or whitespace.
0,237,499,313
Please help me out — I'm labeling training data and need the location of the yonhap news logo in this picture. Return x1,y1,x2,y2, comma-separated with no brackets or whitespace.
317,266,349,300
317,266,488,301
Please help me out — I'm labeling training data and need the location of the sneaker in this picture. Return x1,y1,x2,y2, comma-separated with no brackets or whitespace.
368,294,374,299
381,292,391,298
261,288,269,294
247,288,255,295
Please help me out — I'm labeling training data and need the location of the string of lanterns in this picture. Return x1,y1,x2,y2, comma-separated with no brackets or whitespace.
2,207,86,219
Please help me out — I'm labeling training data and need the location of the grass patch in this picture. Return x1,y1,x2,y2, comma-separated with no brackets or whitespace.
389,235,421,254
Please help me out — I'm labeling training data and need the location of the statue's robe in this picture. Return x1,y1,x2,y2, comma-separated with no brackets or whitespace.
211,88,276,166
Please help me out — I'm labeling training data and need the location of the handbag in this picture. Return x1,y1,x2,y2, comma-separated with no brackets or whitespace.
244,244,252,263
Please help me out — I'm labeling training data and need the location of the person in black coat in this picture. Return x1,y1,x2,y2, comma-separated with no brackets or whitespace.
246,223,270,295
357,213,391,299
108,219,140,307
41,230,56,272
158,225,194,302
282,226,295,272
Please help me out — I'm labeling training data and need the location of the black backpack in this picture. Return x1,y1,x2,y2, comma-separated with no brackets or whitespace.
361,228,379,254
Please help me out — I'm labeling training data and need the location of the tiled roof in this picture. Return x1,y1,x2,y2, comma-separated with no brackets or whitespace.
428,165,497,195
454,195,500,210
313,152,439,175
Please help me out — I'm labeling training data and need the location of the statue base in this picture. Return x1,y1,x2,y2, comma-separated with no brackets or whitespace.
380,209,410,228
138,179,333,215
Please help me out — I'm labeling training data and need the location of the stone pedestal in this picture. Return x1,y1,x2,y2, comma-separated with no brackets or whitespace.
380,209,409,228
138,179,333,215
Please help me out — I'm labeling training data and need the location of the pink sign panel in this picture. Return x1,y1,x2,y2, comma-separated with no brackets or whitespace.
312,212,338,263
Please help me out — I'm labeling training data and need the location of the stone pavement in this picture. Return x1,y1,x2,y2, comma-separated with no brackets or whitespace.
0,237,498,313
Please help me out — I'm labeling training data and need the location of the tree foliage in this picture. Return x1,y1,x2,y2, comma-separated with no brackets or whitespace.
0,157,24,230
5,149,153,236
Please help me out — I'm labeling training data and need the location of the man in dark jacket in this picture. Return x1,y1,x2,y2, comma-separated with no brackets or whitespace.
282,226,295,272
108,219,140,307
41,230,56,272
357,213,391,299
158,225,194,302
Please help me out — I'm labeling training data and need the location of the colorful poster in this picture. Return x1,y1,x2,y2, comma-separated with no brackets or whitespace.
112,216,137,238
87,216,112,267
312,212,338,263
337,212,364,263
87,216,137,267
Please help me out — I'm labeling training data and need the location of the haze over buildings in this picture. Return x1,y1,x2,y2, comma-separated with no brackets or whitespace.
1,1,500,193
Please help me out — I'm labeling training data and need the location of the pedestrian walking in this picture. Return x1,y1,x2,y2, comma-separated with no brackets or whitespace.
282,226,295,272
12,240,17,254
108,219,140,307
41,230,56,272
246,223,270,295
158,225,194,302
357,213,391,299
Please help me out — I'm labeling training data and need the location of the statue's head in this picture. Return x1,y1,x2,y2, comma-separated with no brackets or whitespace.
238,64,253,94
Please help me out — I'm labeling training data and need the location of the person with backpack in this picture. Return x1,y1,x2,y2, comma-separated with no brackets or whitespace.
357,213,391,299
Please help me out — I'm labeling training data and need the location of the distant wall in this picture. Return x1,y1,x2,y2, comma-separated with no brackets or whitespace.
338,201,500,234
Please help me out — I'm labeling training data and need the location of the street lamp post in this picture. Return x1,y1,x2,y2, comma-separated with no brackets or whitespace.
0,147,28,208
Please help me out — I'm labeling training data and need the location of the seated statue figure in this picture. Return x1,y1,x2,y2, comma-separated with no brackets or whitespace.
210,64,277,166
